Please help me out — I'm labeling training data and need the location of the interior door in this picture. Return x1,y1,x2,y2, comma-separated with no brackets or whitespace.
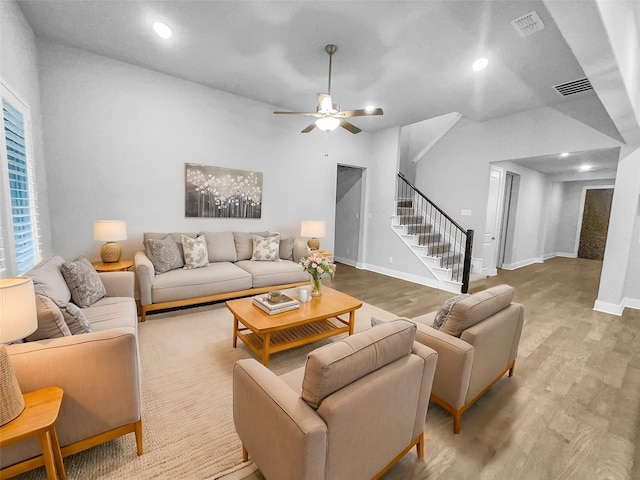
484,167,504,276
578,188,614,260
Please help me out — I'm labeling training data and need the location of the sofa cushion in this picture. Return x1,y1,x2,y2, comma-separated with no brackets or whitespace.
251,234,280,261
25,294,72,341
182,234,209,269
83,297,138,332
26,255,71,303
433,294,468,330
200,231,237,262
55,300,92,334
440,284,515,337
301,319,417,409
61,256,107,308
279,236,295,261
151,262,253,304
235,260,308,288
145,234,184,273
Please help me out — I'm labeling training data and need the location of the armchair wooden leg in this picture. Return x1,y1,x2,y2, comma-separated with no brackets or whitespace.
134,420,143,456
242,445,249,462
453,411,462,434
415,432,424,458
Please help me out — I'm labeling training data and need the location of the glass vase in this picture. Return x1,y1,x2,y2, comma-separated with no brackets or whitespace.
310,275,322,297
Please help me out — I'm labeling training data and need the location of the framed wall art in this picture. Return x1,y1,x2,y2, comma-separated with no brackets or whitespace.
185,163,263,218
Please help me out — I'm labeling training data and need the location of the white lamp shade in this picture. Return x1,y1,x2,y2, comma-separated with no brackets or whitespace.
94,220,127,242
0,277,38,343
315,117,340,132
301,221,326,238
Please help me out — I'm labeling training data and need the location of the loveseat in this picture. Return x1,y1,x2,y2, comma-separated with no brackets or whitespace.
1,255,142,473
135,231,311,321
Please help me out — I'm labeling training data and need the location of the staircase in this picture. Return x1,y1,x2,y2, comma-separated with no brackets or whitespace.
392,174,474,293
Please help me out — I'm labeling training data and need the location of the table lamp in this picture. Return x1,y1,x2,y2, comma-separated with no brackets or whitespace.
300,220,326,250
0,277,38,425
94,220,127,263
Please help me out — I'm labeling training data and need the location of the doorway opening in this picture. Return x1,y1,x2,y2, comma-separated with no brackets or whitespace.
335,165,366,267
575,186,614,260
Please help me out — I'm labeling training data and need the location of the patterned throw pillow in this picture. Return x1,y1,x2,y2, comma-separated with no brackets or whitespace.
55,300,92,334
432,294,469,330
182,234,209,269
145,235,184,273
61,256,107,308
251,234,280,261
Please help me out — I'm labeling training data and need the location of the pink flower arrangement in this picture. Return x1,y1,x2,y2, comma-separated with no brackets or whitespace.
300,252,336,281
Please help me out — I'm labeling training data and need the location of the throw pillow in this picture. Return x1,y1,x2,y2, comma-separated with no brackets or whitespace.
145,235,184,273
61,256,107,308
432,294,469,330
55,300,92,335
25,294,72,341
182,234,209,269
251,234,280,261
279,236,295,261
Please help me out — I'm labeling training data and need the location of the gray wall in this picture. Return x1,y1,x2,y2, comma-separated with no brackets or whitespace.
334,165,363,265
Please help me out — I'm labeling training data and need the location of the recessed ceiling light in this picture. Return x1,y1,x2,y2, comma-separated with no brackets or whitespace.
152,21,172,39
472,58,489,72
364,105,376,113
578,165,593,172
560,152,570,157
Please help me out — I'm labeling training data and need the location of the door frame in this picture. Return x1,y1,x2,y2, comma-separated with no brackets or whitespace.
483,166,506,276
573,184,615,257
334,164,367,268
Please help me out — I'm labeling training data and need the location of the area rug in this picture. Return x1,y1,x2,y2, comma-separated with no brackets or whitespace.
13,300,397,480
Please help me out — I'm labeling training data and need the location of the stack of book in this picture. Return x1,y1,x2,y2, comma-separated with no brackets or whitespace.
252,293,300,315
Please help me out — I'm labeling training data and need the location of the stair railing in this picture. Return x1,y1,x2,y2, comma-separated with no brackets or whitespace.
397,173,474,293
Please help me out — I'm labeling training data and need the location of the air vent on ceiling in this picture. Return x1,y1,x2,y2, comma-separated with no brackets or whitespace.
511,11,545,37
553,77,593,96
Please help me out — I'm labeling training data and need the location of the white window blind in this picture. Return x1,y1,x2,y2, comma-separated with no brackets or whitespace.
2,88,41,276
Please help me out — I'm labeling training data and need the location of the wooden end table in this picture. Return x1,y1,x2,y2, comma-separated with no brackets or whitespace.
92,259,133,272
0,386,66,480
227,286,362,366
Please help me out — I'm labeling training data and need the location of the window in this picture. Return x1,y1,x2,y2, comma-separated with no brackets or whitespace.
1,84,41,277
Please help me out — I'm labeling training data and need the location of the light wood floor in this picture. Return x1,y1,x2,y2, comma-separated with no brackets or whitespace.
241,257,640,479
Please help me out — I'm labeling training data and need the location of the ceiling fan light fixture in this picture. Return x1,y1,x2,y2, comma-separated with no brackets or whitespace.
316,117,340,132
152,21,172,39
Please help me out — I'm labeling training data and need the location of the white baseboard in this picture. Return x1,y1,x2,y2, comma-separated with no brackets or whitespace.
359,263,440,290
334,256,357,267
624,298,640,311
543,252,576,260
593,300,625,316
500,257,544,271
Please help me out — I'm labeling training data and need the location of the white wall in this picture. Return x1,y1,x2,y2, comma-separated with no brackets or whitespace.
543,181,563,257
1,0,52,258
37,41,377,262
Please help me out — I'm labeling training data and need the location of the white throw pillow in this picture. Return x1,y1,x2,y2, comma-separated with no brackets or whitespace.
182,234,209,269
251,234,280,261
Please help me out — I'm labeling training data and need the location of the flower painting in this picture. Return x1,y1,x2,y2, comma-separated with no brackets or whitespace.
185,164,263,218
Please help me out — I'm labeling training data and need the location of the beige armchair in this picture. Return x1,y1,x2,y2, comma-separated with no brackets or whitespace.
412,284,524,433
233,320,438,480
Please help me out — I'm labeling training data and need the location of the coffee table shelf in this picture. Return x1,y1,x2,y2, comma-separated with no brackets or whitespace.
227,287,361,366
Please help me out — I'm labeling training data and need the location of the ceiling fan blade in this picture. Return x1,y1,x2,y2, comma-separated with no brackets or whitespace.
273,111,321,117
318,93,333,112
301,122,317,133
340,107,384,117
340,120,361,134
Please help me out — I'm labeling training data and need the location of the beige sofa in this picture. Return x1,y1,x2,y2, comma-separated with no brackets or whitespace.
1,255,142,473
233,320,438,480
411,284,524,433
135,231,311,321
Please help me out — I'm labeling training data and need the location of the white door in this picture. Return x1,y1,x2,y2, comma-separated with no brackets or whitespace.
484,167,504,276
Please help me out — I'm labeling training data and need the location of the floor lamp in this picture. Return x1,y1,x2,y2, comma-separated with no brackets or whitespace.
0,277,38,425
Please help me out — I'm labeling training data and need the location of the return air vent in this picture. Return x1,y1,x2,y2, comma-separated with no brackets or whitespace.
511,11,545,37
553,78,593,96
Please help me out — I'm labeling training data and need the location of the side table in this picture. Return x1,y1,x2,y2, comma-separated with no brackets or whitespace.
92,259,134,272
0,386,67,480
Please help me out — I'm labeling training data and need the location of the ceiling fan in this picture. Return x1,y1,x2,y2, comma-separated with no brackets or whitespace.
273,44,383,134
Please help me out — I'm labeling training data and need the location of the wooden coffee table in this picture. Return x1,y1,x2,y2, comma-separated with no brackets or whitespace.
227,286,362,366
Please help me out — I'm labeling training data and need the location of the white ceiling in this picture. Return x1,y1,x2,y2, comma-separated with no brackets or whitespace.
16,0,623,177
